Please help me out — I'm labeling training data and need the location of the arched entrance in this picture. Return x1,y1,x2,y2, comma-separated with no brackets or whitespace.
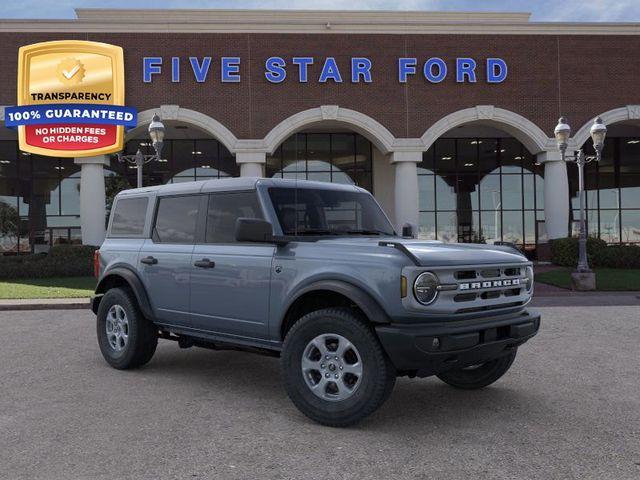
120,120,239,186
569,109,640,244
263,106,397,221
418,110,550,255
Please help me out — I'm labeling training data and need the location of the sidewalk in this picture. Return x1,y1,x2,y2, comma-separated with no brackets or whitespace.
0,297,90,311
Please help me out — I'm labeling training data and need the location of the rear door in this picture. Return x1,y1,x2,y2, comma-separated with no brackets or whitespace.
189,191,274,340
138,194,203,326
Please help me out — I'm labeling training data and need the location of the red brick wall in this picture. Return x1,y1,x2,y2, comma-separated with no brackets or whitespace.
0,32,638,141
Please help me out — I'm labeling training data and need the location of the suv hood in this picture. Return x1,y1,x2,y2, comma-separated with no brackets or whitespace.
316,237,527,266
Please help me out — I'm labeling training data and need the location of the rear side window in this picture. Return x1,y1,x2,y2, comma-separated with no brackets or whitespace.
206,192,262,243
154,195,201,244
110,197,148,236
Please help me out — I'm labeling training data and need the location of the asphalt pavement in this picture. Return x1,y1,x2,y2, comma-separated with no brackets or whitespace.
1,307,639,480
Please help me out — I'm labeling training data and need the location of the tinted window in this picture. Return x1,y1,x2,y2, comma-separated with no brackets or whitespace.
110,197,148,236
268,187,395,236
206,192,262,243
154,195,200,243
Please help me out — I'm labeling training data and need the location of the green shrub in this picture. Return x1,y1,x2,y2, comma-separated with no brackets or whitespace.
550,237,640,268
0,245,95,279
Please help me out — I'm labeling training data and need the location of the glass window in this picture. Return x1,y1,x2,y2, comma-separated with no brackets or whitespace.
172,140,196,178
619,138,640,174
435,175,456,210
266,133,373,192
436,211,457,243
268,187,394,236
599,210,620,244
434,139,456,176
0,141,18,177
620,174,640,209
621,210,640,243
205,191,262,243
418,211,436,240
110,197,148,236
153,195,200,243
502,175,523,210
418,175,435,211
502,211,524,245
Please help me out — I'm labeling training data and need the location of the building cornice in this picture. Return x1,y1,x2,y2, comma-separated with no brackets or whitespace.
0,9,638,35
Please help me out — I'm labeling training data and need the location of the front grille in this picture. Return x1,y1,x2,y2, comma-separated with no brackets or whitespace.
447,265,528,312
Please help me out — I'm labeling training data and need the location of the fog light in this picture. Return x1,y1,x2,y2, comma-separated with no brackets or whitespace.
414,272,439,305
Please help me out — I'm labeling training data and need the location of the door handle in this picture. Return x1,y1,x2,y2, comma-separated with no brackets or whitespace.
140,256,158,265
194,258,215,269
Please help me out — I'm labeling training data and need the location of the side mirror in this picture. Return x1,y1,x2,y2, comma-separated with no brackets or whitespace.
401,223,414,238
235,218,274,243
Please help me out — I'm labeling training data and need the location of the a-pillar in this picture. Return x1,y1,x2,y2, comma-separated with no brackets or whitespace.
538,151,569,239
237,152,266,177
74,155,109,246
391,151,421,236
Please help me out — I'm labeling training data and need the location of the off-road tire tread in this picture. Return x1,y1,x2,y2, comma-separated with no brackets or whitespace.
97,287,158,370
436,349,517,390
282,307,396,427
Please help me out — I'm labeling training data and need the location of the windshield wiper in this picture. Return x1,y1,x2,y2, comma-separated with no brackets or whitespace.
343,229,388,235
284,228,338,236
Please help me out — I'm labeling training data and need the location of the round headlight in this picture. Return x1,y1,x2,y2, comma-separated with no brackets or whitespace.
413,272,439,305
525,266,534,292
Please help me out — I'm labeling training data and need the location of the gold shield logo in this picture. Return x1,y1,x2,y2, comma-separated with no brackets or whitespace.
16,40,126,157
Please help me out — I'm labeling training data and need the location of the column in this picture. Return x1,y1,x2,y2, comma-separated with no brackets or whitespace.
236,151,266,177
538,151,569,239
391,151,421,236
74,155,109,246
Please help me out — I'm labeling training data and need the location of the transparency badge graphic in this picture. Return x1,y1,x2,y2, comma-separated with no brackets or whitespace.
5,40,137,157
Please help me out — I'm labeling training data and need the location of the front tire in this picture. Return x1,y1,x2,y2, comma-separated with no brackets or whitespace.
281,308,396,427
436,350,517,390
97,287,158,370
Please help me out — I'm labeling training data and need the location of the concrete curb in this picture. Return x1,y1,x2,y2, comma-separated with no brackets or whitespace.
0,298,90,311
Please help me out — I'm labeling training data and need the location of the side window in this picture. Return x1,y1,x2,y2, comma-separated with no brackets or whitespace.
153,195,200,244
206,192,263,243
110,197,148,236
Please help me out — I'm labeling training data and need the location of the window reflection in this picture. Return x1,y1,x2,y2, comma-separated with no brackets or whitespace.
266,133,373,192
419,137,543,251
568,137,640,244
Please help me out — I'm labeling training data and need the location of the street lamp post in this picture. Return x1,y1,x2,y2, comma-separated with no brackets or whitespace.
117,113,166,188
553,116,607,278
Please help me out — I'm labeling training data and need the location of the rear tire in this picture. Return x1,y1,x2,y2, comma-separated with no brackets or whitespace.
97,287,158,370
281,308,396,427
436,350,517,390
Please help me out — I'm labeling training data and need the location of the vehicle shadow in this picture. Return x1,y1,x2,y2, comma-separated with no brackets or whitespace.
113,342,549,430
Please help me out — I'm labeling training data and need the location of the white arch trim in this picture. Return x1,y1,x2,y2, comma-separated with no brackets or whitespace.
128,105,239,153
263,106,396,155
572,105,640,148
420,105,552,154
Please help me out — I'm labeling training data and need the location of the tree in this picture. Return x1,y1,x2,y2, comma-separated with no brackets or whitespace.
0,201,20,250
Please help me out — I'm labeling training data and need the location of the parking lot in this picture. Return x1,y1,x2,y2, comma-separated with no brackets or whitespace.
1,306,639,480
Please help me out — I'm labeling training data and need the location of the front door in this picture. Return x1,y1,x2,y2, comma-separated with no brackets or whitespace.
138,194,202,326
189,191,274,341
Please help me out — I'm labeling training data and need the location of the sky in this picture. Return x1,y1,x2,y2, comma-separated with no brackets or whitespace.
0,0,639,22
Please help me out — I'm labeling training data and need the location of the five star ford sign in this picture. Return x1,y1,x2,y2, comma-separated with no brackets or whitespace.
5,40,137,157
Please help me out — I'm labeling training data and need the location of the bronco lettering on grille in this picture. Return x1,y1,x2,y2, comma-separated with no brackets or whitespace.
459,278,521,290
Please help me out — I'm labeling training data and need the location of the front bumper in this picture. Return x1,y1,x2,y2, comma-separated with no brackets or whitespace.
375,309,540,377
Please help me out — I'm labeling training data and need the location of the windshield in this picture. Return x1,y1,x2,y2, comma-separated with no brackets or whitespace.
268,187,396,236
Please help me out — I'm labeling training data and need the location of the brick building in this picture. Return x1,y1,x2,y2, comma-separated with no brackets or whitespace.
0,9,639,253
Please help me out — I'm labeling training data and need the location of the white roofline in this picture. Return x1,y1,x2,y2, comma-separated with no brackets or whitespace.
0,9,637,35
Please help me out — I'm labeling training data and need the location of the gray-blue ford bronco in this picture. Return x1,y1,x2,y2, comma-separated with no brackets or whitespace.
92,177,540,426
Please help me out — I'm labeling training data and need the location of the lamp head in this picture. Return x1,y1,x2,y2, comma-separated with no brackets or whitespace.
148,113,165,144
554,117,571,154
590,116,607,155
147,113,165,158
